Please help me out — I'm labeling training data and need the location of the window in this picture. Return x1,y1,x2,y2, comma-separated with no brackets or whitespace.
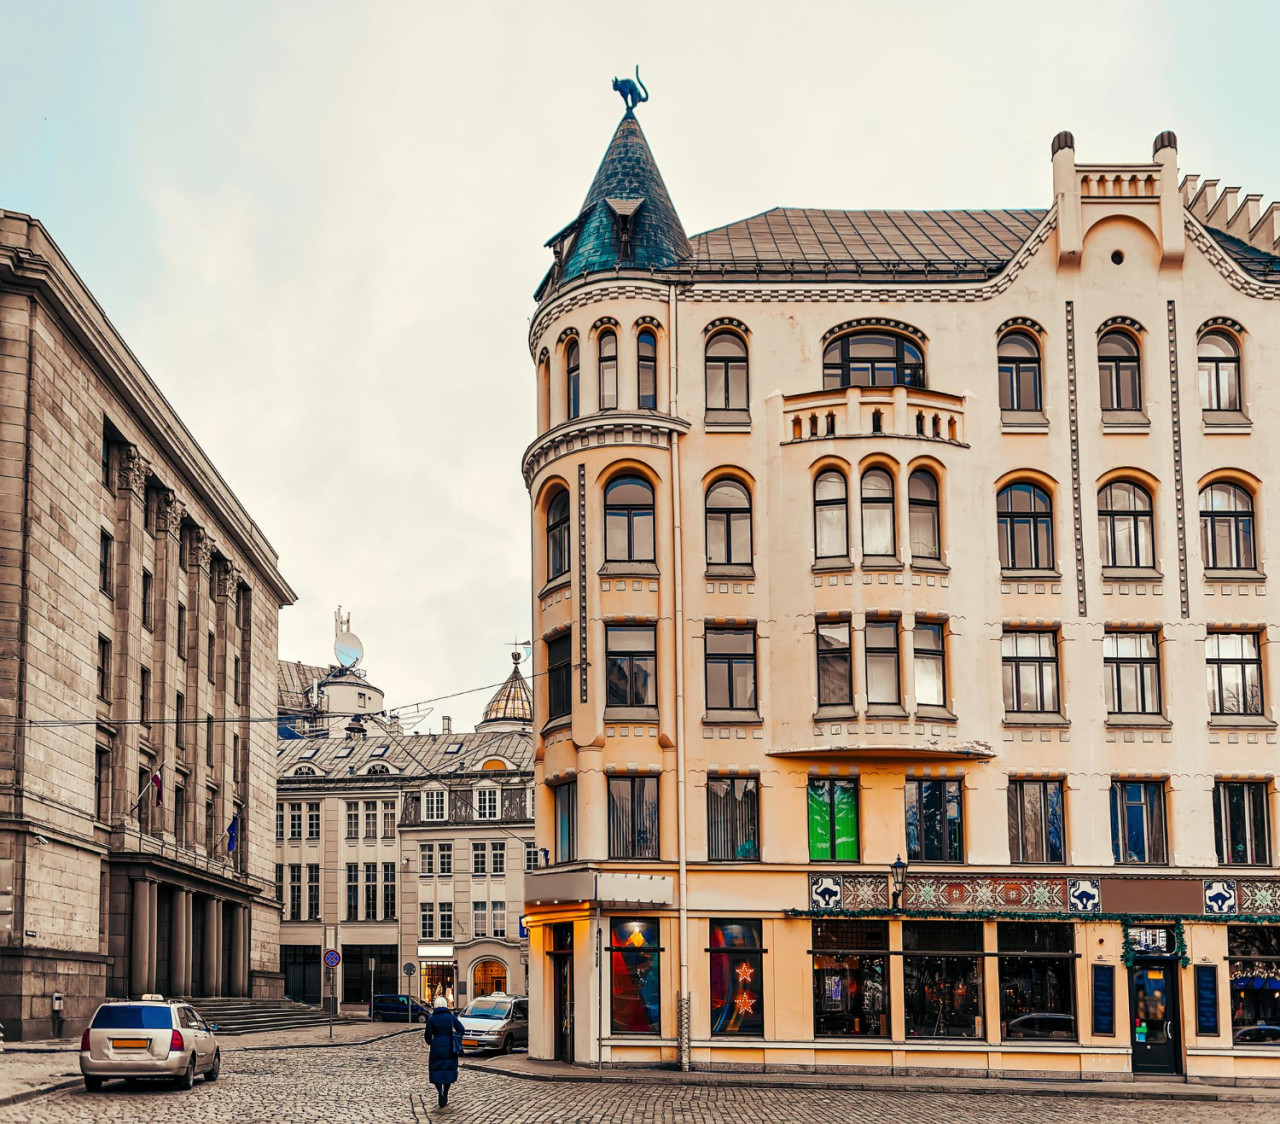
101,430,114,488
205,716,214,767
96,635,111,701
597,330,618,410
423,789,446,822
141,570,154,630
997,482,1054,570
1103,630,1162,716
823,332,924,389
525,842,538,873
637,330,657,410
905,778,964,862
816,620,852,708
1098,330,1141,411
913,622,946,709
1001,630,1060,714
345,864,358,921
276,802,285,841
704,627,757,712
364,801,377,838
998,923,1076,1040
813,471,849,560
234,655,244,706
490,841,505,875
382,862,396,920
908,470,940,560
438,842,453,876
346,802,358,839
275,864,284,904
546,631,572,721
476,788,498,821
307,802,320,840
1214,782,1270,866
289,802,302,840
307,864,320,920
288,864,302,921
1206,631,1264,716
364,863,378,920
610,918,661,1034
705,480,752,567
808,778,859,861
554,781,577,863
472,842,487,875
1098,482,1155,569
472,901,487,938
565,338,581,420
709,920,763,1036
604,475,654,563
605,625,656,709
174,691,185,747
1201,483,1256,570
1007,779,1065,863
998,331,1041,413
206,632,215,682
608,775,659,859
419,843,434,875
903,921,983,1038
381,800,396,837
864,619,900,707
95,745,111,821
705,331,748,413
546,489,570,581
99,531,114,596
1198,331,1241,412
176,604,187,660
861,469,896,557
1109,781,1167,864
1229,927,1280,1043
439,902,453,941
812,920,888,1037
173,785,185,844
420,902,435,940
232,733,240,783
707,776,759,861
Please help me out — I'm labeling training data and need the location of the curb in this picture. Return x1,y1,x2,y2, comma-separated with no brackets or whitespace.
0,1078,81,1109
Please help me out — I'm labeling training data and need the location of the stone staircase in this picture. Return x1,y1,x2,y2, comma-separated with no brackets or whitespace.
189,997,353,1036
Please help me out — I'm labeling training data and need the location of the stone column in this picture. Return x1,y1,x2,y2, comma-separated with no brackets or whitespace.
146,881,159,993
171,890,190,997
204,896,221,997
130,878,152,997
230,904,248,997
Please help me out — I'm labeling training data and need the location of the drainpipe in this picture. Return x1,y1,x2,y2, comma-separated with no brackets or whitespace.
668,283,691,1071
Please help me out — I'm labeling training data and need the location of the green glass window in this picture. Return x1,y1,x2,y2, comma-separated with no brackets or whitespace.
808,778,859,861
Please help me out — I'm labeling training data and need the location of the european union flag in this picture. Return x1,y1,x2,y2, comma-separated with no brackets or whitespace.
227,814,239,852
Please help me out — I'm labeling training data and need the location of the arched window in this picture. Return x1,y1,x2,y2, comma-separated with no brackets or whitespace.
294,765,317,777
1098,330,1141,412
1198,332,1241,412
813,471,848,560
637,330,657,411
566,340,580,420
861,468,896,557
1097,482,1154,569
546,488,570,580
705,480,752,567
997,482,1054,570
908,470,940,560
366,762,390,775
705,331,748,413
823,332,924,390
599,331,618,410
604,475,655,563
1200,482,1255,570
998,332,1041,413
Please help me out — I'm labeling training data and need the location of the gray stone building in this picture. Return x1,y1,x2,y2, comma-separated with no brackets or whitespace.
0,209,295,1039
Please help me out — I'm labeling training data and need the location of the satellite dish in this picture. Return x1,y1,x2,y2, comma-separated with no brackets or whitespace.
335,631,364,669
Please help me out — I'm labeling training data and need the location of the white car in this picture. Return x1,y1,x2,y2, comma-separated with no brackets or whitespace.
79,997,221,1091
457,994,529,1054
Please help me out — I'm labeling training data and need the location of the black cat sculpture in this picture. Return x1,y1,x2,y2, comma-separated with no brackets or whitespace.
612,66,649,113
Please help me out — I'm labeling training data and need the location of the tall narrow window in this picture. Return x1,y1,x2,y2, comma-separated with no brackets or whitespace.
604,476,655,563
813,471,848,559
610,918,661,1034
346,801,359,839
704,628,757,712
1198,331,1241,412
346,864,358,921
546,489,570,581
141,569,154,630
905,779,964,862
207,631,216,682
1098,481,1155,569
566,339,580,420
289,865,302,921
1110,780,1167,864
289,802,302,840
705,330,749,414
307,864,320,920
908,470,940,560
99,531,114,597
95,745,112,821
705,480,752,567
554,781,577,863
808,778,859,861
709,920,764,1036
1103,630,1161,716
860,469,895,557
997,482,1054,570
608,775,659,859
816,620,852,708
1200,482,1256,570
605,625,656,709
1098,330,1142,412
96,635,112,701
707,777,759,861
420,903,435,940
1214,781,1270,866
1001,630,1060,714
598,331,618,410
307,802,320,840
864,619,900,707
176,604,187,661
439,902,453,941
175,691,185,748
913,621,946,708
173,785,186,844
998,331,1042,413
546,632,572,721
205,715,214,766
823,332,925,389
637,330,657,410
1007,779,1065,863
364,862,378,920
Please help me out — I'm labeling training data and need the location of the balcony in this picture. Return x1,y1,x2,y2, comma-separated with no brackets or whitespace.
781,383,966,446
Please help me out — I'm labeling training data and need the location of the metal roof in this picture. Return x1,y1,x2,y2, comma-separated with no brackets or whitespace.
276,729,532,780
479,663,532,727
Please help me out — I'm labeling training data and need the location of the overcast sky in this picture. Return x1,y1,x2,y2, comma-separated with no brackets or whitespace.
3,1,1277,729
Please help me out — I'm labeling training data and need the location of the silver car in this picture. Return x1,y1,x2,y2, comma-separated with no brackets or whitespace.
79,997,221,1091
457,994,528,1054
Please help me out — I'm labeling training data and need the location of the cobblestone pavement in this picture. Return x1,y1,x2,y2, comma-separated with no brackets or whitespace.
0,1033,1267,1124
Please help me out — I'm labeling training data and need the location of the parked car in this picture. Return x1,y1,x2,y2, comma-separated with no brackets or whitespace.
457,994,529,1054
370,994,432,1023
1235,1024,1280,1044
79,997,220,1091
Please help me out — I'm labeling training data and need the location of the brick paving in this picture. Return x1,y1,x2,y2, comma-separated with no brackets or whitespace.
0,1032,1274,1124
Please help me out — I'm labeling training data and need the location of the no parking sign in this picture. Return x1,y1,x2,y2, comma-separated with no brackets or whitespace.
323,948,341,968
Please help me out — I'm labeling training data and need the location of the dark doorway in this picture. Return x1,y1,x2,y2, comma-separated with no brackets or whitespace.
551,923,574,1063
1130,960,1181,1074
282,946,322,1004
341,945,398,1004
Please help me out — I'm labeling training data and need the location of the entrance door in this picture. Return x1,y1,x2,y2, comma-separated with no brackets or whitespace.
1130,961,1181,1074
551,923,574,1063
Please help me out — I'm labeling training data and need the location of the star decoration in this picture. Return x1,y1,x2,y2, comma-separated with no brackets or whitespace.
735,962,754,984
733,993,756,1016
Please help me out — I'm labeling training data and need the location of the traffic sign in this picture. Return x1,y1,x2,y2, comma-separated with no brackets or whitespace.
323,948,341,968
403,962,416,977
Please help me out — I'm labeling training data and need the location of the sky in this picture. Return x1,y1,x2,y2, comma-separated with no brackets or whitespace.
2,0,1278,729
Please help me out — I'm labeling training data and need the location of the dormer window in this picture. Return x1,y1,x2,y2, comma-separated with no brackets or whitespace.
366,762,390,775
823,332,924,390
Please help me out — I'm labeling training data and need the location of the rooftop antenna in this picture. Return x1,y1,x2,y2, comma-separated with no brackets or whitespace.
334,605,363,670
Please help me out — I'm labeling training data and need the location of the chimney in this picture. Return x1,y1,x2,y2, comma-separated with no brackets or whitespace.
1051,131,1081,264
442,716,452,735
1152,130,1184,264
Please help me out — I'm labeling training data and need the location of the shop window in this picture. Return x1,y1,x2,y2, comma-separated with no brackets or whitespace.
1109,780,1167,864
608,775,659,860
997,922,1076,1040
1229,927,1280,1044
807,778,859,862
812,920,888,1038
902,921,984,1039
709,920,764,1037
610,918,661,1035
473,958,506,998
707,776,759,861
905,778,963,862
1007,779,1065,863
1213,781,1270,866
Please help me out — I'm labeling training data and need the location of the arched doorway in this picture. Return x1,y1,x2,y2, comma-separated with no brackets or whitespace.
472,958,507,997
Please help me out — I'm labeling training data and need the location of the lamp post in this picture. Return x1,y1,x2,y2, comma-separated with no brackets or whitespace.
890,855,909,910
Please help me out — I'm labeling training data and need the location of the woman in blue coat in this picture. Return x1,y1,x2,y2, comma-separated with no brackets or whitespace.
425,996,466,1108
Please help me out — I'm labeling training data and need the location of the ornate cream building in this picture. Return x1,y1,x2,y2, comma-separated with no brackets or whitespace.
522,107,1280,1080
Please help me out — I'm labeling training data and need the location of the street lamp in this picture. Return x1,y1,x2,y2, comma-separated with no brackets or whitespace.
890,855,909,909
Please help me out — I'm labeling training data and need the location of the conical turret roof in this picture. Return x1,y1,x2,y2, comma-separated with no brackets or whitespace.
476,657,533,730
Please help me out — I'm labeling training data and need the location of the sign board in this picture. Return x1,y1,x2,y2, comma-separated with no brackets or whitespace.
323,948,341,968
403,962,416,977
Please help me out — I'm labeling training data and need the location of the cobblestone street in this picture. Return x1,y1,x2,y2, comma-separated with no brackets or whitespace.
0,1033,1272,1124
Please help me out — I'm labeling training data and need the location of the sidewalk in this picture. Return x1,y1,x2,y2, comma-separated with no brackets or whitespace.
462,1052,1280,1104
0,1022,418,1108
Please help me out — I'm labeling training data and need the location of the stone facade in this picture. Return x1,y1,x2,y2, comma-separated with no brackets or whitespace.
0,209,295,1039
